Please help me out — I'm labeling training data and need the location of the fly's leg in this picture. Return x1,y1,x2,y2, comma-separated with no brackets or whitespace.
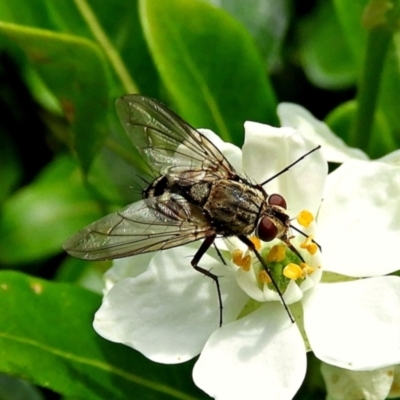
213,242,227,265
191,234,223,327
289,224,322,252
239,235,294,323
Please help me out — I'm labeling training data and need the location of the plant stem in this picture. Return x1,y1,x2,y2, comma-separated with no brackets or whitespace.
350,30,389,148
350,0,400,149
73,0,139,94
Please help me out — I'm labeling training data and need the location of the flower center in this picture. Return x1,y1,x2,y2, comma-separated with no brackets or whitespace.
230,210,320,303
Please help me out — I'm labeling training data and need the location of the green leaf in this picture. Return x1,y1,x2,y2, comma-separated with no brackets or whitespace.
0,22,110,171
333,0,368,66
299,0,357,89
0,129,21,205
0,373,44,400
206,0,290,68
0,155,103,265
140,0,277,145
82,0,160,97
55,257,109,294
0,1,55,30
0,271,207,399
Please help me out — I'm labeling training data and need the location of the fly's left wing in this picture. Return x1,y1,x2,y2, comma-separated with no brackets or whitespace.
63,193,214,260
116,95,236,179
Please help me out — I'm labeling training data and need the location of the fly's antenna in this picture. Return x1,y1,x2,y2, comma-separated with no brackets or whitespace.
261,145,321,186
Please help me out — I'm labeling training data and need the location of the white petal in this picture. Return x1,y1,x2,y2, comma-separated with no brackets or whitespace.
388,364,400,397
193,303,306,400
377,149,400,166
318,160,400,276
103,253,153,294
198,128,243,173
94,243,248,363
242,122,327,216
321,362,393,400
277,103,368,163
304,277,400,370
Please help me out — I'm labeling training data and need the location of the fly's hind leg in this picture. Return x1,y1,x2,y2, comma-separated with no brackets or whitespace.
239,235,294,323
191,234,223,327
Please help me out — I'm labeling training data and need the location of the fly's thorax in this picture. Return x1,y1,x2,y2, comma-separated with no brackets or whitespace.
203,179,265,235
143,175,170,198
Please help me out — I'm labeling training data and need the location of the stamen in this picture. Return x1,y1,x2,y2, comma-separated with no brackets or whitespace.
300,235,318,255
266,244,286,262
258,270,272,284
283,263,303,280
232,249,251,271
249,236,261,251
300,262,315,276
297,210,314,228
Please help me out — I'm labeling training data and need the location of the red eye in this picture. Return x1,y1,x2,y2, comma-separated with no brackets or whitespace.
256,217,278,242
268,194,287,209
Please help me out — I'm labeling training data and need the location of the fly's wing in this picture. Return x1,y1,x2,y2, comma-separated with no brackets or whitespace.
115,95,235,179
63,193,214,260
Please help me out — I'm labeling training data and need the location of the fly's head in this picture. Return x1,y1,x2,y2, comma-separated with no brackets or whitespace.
256,194,290,242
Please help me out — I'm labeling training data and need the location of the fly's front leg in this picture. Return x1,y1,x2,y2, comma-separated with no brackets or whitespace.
239,235,294,323
191,234,223,327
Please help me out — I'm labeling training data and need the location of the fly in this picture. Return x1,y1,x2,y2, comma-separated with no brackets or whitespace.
63,95,320,326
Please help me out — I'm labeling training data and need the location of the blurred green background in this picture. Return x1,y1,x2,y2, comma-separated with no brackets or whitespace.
0,0,399,399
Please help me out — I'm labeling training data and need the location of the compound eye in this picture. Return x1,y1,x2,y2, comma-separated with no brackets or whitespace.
256,217,278,242
268,193,287,209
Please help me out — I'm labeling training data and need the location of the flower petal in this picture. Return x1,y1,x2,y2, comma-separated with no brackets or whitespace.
378,149,400,166
277,103,368,163
321,362,393,400
94,243,248,363
198,128,243,173
103,253,153,294
304,277,400,370
193,303,306,400
388,364,400,397
318,160,400,276
242,122,327,216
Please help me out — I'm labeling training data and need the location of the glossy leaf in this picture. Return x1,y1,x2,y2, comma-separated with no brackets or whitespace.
0,22,110,171
206,0,290,67
140,0,277,145
0,156,103,265
0,271,206,399
0,373,44,400
0,128,21,204
299,0,356,89
333,0,367,66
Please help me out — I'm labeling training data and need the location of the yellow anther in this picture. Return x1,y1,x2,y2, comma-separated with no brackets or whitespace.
300,235,318,255
300,262,315,276
241,255,251,271
297,210,314,228
283,263,303,280
232,250,251,271
258,270,272,284
249,236,261,251
266,244,286,262
307,243,318,255
232,249,243,265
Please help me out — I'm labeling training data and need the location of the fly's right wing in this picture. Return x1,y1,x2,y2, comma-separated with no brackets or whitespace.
63,193,214,261
115,95,236,179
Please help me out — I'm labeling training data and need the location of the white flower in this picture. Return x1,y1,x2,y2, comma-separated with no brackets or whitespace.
93,104,400,400
320,362,395,400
